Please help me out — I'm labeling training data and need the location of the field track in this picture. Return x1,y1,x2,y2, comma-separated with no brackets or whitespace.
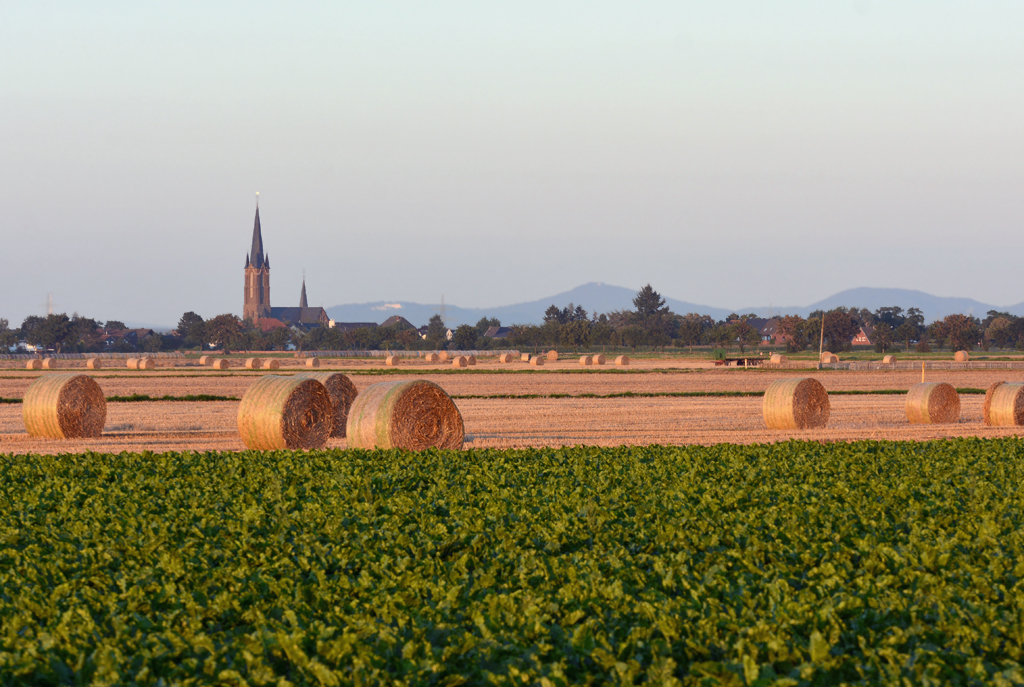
2,362,1023,453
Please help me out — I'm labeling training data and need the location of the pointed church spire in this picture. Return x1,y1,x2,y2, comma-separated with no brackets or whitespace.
250,196,265,269
299,275,308,308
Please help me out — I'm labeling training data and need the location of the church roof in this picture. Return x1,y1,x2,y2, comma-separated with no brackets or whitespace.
270,306,328,326
250,207,266,269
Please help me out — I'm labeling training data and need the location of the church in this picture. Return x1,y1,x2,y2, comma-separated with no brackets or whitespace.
242,203,330,329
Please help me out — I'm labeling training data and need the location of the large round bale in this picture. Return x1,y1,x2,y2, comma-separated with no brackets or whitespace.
499,353,514,364
906,382,960,424
306,357,320,368
984,382,1005,426
439,351,450,362
385,355,400,367
579,356,593,366
985,382,1024,427
521,353,531,362
346,380,464,451
26,359,42,370
23,374,106,439
770,353,788,364
138,358,156,370
615,355,630,366
452,356,468,368
127,358,139,370
530,356,544,366
298,372,358,437
820,352,839,364
592,353,606,365
882,355,897,364
211,358,229,370
41,358,57,369
262,359,281,370
237,376,334,450
86,358,102,370
763,378,830,430
199,355,214,366
245,358,262,370
546,350,558,362
425,352,439,363
954,350,970,362
467,355,477,366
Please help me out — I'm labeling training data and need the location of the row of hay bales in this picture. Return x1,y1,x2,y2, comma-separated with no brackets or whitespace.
811,351,971,364
579,354,629,366
20,371,466,453
763,377,1024,429
26,357,165,370
418,352,479,367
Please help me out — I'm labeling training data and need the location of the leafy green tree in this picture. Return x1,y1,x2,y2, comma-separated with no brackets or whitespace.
143,333,164,353
475,317,500,336
730,320,760,353
0,318,16,351
426,315,447,348
451,325,478,350
873,306,905,330
619,325,645,350
396,328,420,351
932,314,981,352
776,315,808,353
633,285,669,318
70,315,102,351
177,312,206,349
205,314,243,352
676,314,710,352
894,322,919,351
104,320,127,330
811,309,859,353
29,314,74,352
871,322,893,353
266,326,292,351
560,319,591,349
986,317,1015,350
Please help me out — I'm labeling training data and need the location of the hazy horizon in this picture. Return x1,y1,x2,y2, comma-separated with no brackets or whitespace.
3,2,1022,326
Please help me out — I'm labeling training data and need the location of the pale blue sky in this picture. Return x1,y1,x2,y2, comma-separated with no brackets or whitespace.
2,1,1022,326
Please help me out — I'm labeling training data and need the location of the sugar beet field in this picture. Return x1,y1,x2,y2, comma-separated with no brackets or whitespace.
4,358,1024,683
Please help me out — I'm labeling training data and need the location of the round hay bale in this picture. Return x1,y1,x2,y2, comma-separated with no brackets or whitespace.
346,380,464,451
138,358,156,370
199,355,214,366
592,353,606,365
439,351,450,362
306,357,320,368
23,373,106,439
467,355,477,366
521,353,531,363
906,382,960,424
211,358,229,370
425,352,439,364
579,356,592,366
245,357,262,370
386,355,400,367
499,353,514,364
820,352,839,364
763,378,830,430
530,356,544,366
546,350,558,361
985,382,1024,427
984,382,1005,426
127,358,139,370
769,353,788,364
26,359,42,370
452,356,468,368
262,359,281,370
238,375,334,450
298,372,358,437
41,358,57,369
615,355,629,366
882,355,897,364
954,350,970,362
86,358,102,370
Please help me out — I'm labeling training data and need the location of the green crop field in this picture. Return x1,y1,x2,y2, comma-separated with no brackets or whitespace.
3,440,1024,685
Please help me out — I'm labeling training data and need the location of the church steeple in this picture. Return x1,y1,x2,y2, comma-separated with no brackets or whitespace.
299,277,308,308
243,193,271,321
250,205,265,269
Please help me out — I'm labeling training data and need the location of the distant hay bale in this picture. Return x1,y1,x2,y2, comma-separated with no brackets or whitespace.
592,353,606,365
763,378,830,430
530,356,544,366
499,353,514,363
138,358,156,370
439,351,450,362
23,373,106,439
521,353,531,362
262,359,280,370
452,356,468,368
770,354,788,364
211,359,229,370
127,358,139,370
86,358,102,370
579,356,593,366
906,382,960,424
820,352,839,364
386,355,400,367
467,355,476,366
199,355,213,366
245,358,262,370
425,352,439,363
615,355,629,366
26,359,42,370
882,355,897,364
306,357,320,368
985,382,1024,427
346,379,464,451
954,350,970,362
546,350,558,361
237,375,334,450
298,372,358,437
41,358,57,370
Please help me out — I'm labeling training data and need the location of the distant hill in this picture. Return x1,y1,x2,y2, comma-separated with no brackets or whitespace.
325,284,1024,328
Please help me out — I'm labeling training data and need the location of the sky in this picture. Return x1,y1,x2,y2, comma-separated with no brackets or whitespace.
2,1,1022,328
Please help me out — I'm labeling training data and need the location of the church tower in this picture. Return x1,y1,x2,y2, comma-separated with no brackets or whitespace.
243,199,271,321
